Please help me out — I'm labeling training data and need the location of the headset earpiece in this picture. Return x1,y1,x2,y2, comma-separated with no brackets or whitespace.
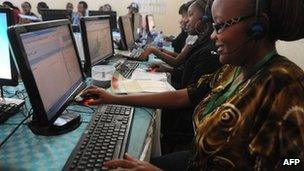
248,0,265,39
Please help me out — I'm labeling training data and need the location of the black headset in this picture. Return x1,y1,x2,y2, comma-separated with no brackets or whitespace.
248,0,265,39
202,0,212,23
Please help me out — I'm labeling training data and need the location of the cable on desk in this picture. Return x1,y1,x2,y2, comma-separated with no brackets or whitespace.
0,110,33,149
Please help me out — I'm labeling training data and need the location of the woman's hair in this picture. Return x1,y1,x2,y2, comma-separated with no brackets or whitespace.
179,0,195,15
3,1,19,10
22,2,31,9
79,1,88,9
37,2,49,9
266,0,304,41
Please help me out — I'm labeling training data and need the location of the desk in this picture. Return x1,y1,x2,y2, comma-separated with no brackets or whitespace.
0,83,160,171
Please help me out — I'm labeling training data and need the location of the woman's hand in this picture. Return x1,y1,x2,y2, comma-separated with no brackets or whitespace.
139,46,158,60
104,153,161,171
148,62,173,72
81,86,116,105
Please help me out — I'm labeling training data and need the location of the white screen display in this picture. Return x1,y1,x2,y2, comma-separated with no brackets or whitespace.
0,13,11,80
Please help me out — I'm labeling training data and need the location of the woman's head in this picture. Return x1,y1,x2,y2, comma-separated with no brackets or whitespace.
21,2,32,14
178,1,194,31
37,2,49,14
210,0,304,66
185,0,212,36
78,1,88,15
66,2,73,11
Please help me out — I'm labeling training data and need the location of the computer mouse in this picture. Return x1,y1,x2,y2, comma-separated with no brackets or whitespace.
80,93,99,100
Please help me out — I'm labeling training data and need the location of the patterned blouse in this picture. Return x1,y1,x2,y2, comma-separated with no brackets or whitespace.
187,54,304,170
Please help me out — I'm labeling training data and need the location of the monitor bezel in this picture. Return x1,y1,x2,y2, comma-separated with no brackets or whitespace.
8,19,86,126
146,14,155,33
118,15,135,51
0,8,18,87
80,15,114,76
40,9,69,21
88,10,117,31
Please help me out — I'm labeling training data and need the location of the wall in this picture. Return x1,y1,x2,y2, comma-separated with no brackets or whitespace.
276,40,304,69
0,0,185,36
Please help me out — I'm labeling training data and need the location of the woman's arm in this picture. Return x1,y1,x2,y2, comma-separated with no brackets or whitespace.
83,86,191,109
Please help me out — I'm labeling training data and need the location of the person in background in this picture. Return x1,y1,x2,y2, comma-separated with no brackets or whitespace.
2,1,20,23
99,4,112,12
127,2,139,17
66,2,74,11
36,1,49,19
19,1,39,24
71,1,88,25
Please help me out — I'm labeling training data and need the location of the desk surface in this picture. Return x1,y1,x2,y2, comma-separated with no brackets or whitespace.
0,76,155,170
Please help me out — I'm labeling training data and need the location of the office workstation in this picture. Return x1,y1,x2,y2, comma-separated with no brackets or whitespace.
1,0,304,170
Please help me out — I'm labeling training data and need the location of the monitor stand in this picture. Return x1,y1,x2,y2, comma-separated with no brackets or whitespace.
28,110,81,136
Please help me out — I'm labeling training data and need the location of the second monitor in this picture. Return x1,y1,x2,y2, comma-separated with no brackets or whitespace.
80,16,115,76
89,11,118,31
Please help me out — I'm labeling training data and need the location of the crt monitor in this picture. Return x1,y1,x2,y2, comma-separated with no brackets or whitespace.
118,15,135,50
8,20,86,127
132,13,141,41
146,14,155,33
80,16,114,76
0,8,18,87
40,9,70,21
89,11,118,31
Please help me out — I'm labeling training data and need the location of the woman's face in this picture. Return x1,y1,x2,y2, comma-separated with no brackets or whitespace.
77,3,86,14
185,2,204,35
179,11,188,31
22,3,31,14
66,3,73,11
211,0,255,65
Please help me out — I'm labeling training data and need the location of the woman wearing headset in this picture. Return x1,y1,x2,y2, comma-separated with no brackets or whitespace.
85,0,304,170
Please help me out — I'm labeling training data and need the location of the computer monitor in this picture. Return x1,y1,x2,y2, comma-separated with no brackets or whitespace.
118,15,135,50
80,16,114,76
40,9,70,21
89,11,118,31
0,8,18,87
132,13,141,41
146,14,155,33
8,20,86,128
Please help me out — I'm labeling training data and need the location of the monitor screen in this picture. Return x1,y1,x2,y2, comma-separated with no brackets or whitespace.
0,9,18,86
86,19,113,65
121,16,134,49
20,25,83,120
0,12,11,80
147,15,155,33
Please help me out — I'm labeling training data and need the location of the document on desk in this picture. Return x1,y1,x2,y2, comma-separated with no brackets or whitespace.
112,79,175,94
131,69,168,82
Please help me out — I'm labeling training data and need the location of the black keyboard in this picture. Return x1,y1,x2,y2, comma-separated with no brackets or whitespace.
116,60,139,78
63,105,134,170
0,103,20,124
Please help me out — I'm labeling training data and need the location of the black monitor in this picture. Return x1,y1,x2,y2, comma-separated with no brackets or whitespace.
80,16,114,76
89,11,117,31
8,20,86,134
146,14,155,34
40,9,70,21
118,15,135,50
132,13,141,41
0,8,18,88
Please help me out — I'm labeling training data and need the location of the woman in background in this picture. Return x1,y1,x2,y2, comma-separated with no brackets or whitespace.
2,1,20,23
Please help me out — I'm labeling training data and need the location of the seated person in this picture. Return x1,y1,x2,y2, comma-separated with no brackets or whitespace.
82,0,304,170
72,1,88,25
99,4,112,12
36,1,49,19
19,1,39,24
2,1,20,23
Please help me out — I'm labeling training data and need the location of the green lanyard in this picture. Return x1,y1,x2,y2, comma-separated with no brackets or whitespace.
202,51,278,116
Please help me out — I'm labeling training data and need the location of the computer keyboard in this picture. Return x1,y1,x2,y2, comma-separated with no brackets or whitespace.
63,104,134,170
116,60,140,78
0,103,20,124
